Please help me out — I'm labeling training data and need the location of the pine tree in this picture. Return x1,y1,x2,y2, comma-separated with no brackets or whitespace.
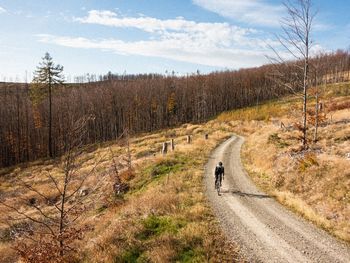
32,52,64,158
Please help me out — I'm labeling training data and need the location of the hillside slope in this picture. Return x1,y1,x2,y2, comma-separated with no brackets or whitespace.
219,81,350,243
0,122,243,262
0,81,348,262
205,136,350,262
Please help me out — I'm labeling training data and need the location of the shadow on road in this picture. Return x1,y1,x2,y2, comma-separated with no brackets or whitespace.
220,189,271,199
232,190,271,199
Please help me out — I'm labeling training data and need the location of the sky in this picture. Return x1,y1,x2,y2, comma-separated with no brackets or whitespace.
0,0,349,82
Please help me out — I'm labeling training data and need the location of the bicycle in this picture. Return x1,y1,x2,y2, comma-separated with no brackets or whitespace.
215,176,221,196
214,162,224,196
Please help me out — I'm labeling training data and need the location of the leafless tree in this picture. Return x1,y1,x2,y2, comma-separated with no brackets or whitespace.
1,49,350,168
269,0,316,148
0,115,109,262
108,128,130,197
309,52,329,142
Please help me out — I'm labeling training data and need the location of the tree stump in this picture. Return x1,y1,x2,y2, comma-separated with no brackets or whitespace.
162,142,168,155
79,188,89,197
114,182,129,196
170,139,175,151
187,135,191,144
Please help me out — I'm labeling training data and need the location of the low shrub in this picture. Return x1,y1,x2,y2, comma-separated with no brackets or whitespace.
268,133,290,148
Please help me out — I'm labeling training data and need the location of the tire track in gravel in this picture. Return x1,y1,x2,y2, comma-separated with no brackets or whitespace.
204,136,350,263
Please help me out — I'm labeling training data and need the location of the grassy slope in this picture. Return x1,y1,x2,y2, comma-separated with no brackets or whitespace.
1,81,348,262
218,81,350,243
0,122,242,262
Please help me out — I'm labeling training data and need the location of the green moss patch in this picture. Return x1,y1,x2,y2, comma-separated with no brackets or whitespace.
136,215,184,240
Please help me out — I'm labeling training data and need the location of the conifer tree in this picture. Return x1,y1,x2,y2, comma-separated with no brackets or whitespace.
32,52,64,158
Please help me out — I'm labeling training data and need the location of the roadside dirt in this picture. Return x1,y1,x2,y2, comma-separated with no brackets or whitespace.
204,136,350,263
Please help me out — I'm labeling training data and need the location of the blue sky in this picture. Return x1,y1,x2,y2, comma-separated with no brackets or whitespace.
0,0,349,81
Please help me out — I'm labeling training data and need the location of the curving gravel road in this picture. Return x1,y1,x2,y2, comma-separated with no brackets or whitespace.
204,136,350,263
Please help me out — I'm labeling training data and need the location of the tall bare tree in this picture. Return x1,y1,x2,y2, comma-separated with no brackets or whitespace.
269,0,316,148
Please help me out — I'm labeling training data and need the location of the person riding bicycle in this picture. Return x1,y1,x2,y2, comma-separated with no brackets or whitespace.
215,161,224,189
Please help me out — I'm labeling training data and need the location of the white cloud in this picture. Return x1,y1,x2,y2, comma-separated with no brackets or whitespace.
37,33,271,69
192,0,283,27
0,6,6,14
74,10,274,48
75,10,251,38
38,11,285,68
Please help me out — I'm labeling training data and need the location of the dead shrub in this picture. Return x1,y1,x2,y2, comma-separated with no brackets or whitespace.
119,169,135,182
328,101,350,112
273,173,285,188
298,153,319,172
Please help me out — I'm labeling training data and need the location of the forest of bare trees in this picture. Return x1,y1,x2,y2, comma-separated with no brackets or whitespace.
0,50,350,168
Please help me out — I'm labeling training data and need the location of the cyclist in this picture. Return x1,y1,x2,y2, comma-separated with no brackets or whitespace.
215,161,224,189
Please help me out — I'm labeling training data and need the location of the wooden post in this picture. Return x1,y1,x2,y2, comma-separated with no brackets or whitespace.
162,142,168,155
187,135,191,144
170,139,175,151
319,102,323,111
204,134,208,140
280,122,286,130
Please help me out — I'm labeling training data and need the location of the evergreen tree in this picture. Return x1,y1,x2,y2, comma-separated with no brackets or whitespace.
32,52,64,158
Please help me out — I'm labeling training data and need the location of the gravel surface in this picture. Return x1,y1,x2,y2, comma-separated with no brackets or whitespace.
204,136,350,263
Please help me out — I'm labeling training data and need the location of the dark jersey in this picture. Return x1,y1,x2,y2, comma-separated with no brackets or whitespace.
215,165,224,176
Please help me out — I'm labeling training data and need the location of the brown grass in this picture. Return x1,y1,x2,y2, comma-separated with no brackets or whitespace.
80,125,242,262
227,82,350,243
0,122,242,262
2,80,347,261
240,118,350,241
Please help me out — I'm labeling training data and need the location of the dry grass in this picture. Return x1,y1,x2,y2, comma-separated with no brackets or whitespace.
2,80,347,261
0,243,17,263
80,126,241,262
240,118,350,242
224,82,350,243
0,122,242,262
218,101,288,122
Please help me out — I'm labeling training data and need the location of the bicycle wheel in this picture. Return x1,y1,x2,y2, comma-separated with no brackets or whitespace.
216,180,220,195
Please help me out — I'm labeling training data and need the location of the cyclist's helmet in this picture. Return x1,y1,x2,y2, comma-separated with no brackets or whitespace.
219,162,223,166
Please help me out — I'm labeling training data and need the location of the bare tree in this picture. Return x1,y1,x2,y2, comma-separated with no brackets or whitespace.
108,128,130,197
269,0,316,148
2,49,350,168
309,53,328,143
0,115,107,262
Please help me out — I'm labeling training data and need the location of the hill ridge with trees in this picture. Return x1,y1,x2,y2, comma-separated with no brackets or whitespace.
0,49,349,167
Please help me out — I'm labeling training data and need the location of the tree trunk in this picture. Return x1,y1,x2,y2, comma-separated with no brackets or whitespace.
49,75,53,158
302,27,310,149
314,73,319,143
59,173,68,256
126,129,132,170
16,86,21,162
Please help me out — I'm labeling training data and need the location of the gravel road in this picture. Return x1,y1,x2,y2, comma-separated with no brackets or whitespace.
204,135,350,263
